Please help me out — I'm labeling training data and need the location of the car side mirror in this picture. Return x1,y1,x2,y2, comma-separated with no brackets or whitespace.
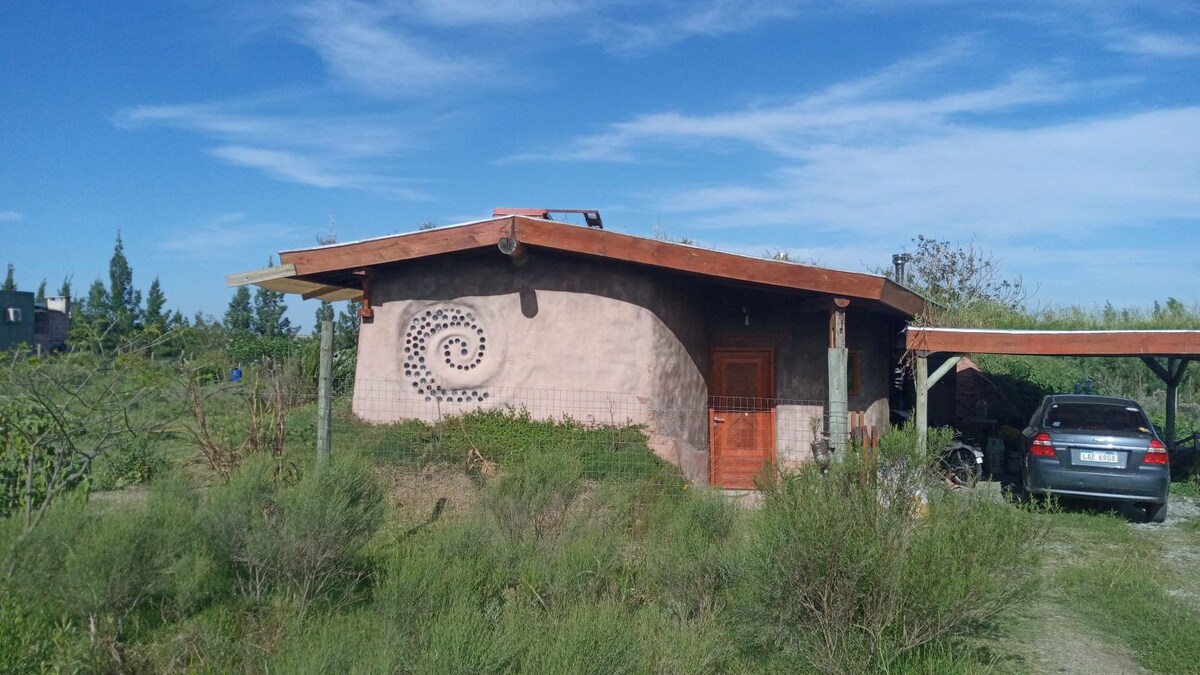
1021,427,1035,438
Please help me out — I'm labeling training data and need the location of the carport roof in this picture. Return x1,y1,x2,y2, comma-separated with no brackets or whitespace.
227,215,928,316
906,327,1200,357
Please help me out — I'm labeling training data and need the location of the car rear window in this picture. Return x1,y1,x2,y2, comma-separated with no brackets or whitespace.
1044,403,1151,434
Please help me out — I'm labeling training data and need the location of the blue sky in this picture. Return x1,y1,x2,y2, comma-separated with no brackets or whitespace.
2,1,1198,331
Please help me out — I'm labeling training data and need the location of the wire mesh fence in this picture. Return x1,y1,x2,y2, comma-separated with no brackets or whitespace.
323,377,859,492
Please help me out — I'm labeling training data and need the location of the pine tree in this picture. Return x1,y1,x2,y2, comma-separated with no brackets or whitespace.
57,275,73,299
108,232,142,334
334,300,361,352
144,277,167,330
314,301,335,330
2,264,15,292
252,286,292,337
35,279,47,303
69,279,113,349
170,309,186,328
224,286,253,334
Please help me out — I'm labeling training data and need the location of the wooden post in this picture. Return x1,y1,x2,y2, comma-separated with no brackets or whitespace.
915,353,928,455
1141,357,1190,447
828,299,850,458
316,320,333,466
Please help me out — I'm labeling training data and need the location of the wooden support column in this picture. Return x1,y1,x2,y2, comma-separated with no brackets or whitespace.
353,269,375,320
828,299,850,457
1141,357,1191,447
316,320,333,467
914,352,962,455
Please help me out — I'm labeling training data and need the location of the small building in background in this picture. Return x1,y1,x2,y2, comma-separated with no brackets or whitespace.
0,290,71,353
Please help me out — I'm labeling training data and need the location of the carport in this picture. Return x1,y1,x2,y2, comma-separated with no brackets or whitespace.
906,328,1200,451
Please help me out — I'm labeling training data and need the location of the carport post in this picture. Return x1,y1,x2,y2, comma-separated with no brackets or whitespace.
316,320,333,466
914,352,962,455
915,354,928,454
1141,357,1191,447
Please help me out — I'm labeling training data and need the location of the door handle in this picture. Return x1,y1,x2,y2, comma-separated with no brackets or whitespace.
713,417,726,424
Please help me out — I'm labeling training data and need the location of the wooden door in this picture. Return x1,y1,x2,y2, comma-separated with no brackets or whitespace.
709,349,776,489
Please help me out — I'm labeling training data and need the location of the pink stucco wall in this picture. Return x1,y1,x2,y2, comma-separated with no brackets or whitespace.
351,248,901,484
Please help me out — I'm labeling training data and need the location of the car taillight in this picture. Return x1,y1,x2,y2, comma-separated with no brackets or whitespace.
1144,438,1168,465
1031,432,1056,457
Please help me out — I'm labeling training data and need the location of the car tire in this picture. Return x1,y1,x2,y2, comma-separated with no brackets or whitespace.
1145,501,1168,524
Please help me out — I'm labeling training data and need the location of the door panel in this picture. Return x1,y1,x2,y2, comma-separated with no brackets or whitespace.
710,349,775,489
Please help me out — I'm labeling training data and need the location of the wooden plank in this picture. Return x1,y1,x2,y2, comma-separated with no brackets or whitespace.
225,263,297,287
279,219,513,275
908,327,1200,357
927,354,962,388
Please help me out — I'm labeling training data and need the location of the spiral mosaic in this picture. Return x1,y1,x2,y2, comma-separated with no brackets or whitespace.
403,304,490,403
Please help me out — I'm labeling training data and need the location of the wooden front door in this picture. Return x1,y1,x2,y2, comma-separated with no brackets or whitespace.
709,349,776,489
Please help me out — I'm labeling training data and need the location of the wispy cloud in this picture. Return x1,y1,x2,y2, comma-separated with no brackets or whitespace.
646,106,1200,236
513,42,1095,162
0,211,23,222
1108,32,1200,58
115,100,429,198
589,1,802,55
290,0,493,97
158,213,307,259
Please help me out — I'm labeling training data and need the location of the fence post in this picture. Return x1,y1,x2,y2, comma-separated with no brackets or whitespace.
316,319,333,466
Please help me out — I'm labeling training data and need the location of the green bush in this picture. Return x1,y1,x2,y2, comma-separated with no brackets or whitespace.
734,431,1043,674
203,456,385,609
639,492,741,621
90,435,168,491
482,447,584,540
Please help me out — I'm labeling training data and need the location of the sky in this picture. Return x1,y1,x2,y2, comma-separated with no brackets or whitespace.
2,1,1198,332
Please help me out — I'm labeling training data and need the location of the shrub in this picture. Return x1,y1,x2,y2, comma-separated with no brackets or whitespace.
638,492,741,621
735,430,1043,674
203,456,385,610
90,435,168,491
482,447,583,540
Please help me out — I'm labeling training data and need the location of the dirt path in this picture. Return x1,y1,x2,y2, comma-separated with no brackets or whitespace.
1010,601,1150,675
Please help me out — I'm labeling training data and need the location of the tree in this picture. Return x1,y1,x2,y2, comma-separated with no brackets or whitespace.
252,286,293,337
144,277,167,331
69,279,113,349
892,235,1027,321
34,280,46,304
334,300,361,352
224,286,253,334
108,232,141,335
2,264,14,292
57,275,73,299
315,301,335,330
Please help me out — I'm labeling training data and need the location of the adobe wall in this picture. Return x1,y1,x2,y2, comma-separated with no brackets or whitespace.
352,250,712,483
351,248,902,483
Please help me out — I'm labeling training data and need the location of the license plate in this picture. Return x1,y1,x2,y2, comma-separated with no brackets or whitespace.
1080,451,1118,463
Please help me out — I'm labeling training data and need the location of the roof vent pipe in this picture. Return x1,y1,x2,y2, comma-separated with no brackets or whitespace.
892,253,911,286
498,235,528,265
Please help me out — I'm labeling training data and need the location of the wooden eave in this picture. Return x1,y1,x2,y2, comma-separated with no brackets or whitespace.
907,327,1200,357
272,216,926,316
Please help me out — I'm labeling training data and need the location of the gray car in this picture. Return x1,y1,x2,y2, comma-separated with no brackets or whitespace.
1021,394,1170,523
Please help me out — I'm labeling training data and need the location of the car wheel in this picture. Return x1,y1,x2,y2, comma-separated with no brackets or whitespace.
1145,501,1168,524
945,448,982,487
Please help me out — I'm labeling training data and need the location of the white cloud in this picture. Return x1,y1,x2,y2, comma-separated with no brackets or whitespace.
1108,32,1200,58
587,1,802,55
0,211,22,222
115,100,429,198
158,213,306,259
647,107,1200,236
290,0,492,96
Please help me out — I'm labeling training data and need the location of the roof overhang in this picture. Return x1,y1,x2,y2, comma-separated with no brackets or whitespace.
907,327,1200,357
228,215,927,316
225,263,363,302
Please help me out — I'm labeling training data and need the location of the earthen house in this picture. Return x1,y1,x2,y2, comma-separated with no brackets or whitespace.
231,213,935,488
